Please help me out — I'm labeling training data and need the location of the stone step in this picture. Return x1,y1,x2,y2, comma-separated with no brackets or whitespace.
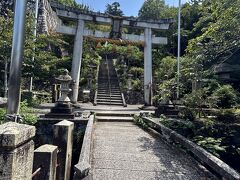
96,102,123,106
98,88,120,90
95,116,134,122
97,95,122,98
96,99,123,103
97,91,121,94
97,97,122,100
98,89,121,91
97,93,121,96
98,85,119,87
98,87,120,90
98,92,121,94
96,112,138,117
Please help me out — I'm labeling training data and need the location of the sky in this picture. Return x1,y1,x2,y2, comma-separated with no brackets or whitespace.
76,0,189,16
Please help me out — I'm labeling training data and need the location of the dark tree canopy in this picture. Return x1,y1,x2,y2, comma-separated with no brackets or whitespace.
105,2,124,16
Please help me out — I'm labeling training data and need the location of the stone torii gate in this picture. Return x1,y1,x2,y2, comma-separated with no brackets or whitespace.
7,0,174,116
45,1,174,106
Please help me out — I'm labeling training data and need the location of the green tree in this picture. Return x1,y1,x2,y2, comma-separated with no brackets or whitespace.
105,2,123,16
138,0,166,20
187,0,240,68
0,11,14,97
56,0,89,10
211,85,239,108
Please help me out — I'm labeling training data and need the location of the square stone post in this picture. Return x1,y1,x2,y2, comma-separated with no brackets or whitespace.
53,120,74,180
0,122,35,180
71,19,84,103
144,28,153,106
33,144,58,180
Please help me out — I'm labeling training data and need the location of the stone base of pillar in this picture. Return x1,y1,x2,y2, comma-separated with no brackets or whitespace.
45,102,75,119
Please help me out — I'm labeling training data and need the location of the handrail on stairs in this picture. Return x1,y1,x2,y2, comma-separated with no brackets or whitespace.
93,60,100,106
106,55,112,105
93,90,98,106
114,63,127,107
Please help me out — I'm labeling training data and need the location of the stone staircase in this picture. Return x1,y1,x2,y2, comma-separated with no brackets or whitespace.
95,111,135,122
95,57,125,106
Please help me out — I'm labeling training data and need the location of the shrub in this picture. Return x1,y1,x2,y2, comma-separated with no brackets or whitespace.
154,78,176,104
183,89,207,108
179,107,196,121
0,108,6,124
21,113,37,125
160,119,195,138
193,136,226,157
20,100,38,125
211,85,238,108
21,91,34,105
133,115,148,129
215,109,237,123
132,79,142,91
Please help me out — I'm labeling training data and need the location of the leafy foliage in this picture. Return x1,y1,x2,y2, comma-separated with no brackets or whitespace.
56,0,89,10
179,108,196,121
133,115,149,130
193,136,226,157
138,0,166,20
19,100,37,125
0,108,6,124
211,85,239,108
105,2,123,16
187,0,240,70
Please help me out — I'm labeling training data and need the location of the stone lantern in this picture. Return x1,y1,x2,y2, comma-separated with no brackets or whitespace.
123,62,127,76
87,73,93,89
127,74,133,90
56,69,72,103
45,69,75,119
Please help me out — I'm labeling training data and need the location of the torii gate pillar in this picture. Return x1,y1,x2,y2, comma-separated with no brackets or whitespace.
144,28,153,106
7,0,27,116
71,19,84,103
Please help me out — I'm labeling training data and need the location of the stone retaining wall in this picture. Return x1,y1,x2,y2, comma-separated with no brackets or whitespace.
38,0,61,34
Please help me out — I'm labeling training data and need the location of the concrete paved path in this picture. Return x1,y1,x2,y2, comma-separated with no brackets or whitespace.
90,122,216,180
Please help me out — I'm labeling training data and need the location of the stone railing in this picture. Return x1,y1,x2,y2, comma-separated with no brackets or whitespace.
0,119,75,180
73,115,94,179
142,117,240,180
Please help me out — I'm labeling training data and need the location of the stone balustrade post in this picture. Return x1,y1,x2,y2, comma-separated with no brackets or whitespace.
53,120,74,180
0,122,35,180
33,144,58,180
